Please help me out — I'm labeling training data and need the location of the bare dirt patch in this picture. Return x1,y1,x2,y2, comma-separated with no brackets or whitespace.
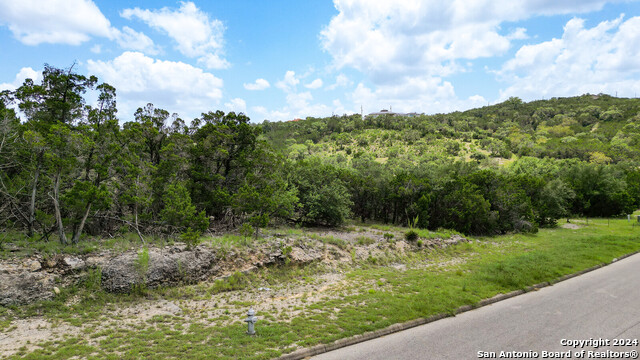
0,318,81,357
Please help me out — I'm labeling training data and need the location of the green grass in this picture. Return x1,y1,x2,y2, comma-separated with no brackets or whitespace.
3,218,640,359
0,231,169,259
355,236,375,246
316,235,348,250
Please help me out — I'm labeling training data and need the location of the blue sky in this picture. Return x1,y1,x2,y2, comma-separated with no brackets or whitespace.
1,0,640,123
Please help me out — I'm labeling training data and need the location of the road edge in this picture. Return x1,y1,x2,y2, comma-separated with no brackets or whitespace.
274,250,640,360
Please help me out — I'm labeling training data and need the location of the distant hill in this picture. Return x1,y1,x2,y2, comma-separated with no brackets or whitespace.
260,94,640,165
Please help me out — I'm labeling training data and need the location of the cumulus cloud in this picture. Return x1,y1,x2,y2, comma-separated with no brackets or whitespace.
112,26,160,54
224,98,247,114
0,0,112,45
304,78,323,89
87,51,223,121
351,79,487,116
320,0,632,113
250,90,346,121
121,2,229,69
254,71,338,120
498,15,640,100
244,78,270,91
507,27,529,40
275,71,300,92
321,0,624,81
326,74,351,90
322,1,508,82
0,0,161,55
0,67,42,91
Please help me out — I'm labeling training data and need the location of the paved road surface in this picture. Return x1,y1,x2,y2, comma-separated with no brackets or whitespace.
313,253,640,360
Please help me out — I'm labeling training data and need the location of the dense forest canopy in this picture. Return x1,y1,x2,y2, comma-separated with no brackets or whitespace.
1,65,639,244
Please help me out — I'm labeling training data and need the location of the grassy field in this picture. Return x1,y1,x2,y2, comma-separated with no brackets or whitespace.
1,215,639,359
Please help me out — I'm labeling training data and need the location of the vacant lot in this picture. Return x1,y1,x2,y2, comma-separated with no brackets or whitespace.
1,217,639,359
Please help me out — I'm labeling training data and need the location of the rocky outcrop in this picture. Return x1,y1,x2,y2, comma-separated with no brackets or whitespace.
0,261,57,306
256,242,324,267
101,246,218,293
1,233,469,303
289,246,322,263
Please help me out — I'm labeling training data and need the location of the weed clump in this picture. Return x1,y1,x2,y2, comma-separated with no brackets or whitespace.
356,236,374,246
405,230,419,242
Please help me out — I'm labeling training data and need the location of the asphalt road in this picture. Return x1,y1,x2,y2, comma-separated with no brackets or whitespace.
313,253,640,360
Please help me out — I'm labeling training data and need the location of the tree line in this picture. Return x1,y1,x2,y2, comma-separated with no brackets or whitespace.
1,65,639,245
0,65,294,244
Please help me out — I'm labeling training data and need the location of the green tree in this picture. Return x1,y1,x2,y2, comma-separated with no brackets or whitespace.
67,83,120,243
292,158,352,226
189,111,264,218
14,64,97,241
430,179,497,235
537,179,575,226
160,183,209,235
0,91,23,232
562,163,634,217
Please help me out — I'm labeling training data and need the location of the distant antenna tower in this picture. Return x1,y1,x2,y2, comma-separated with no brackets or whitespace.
360,105,363,119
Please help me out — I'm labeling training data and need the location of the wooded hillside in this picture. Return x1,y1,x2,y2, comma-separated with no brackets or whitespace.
1,66,639,244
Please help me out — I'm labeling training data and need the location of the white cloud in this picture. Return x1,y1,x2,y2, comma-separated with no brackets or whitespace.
244,78,270,91
351,78,487,115
0,0,161,55
0,0,112,45
321,0,513,82
304,78,323,89
327,74,351,90
255,74,341,120
121,2,229,69
275,71,300,92
319,0,635,114
250,90,345,121
252,106,291,122
198,54,229,70
286,92,314,110
321,0,623,81
224,98,247,114
90,44,102,54
1,68,43,117
0,67,42,91
87,51,223,121
498,15,640,100
251,106,268,117
112,26,159,55
507,27,529,40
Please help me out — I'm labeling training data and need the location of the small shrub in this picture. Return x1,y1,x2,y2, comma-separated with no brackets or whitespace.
249,214,269,239
84,267,102,291
356,236,375,246
405,230,419,242
282,245,293,265
240,223,254,241
180,227,202,249
208,272,249,294
133,247,150,294
321,236,347,250
383,233,394,241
